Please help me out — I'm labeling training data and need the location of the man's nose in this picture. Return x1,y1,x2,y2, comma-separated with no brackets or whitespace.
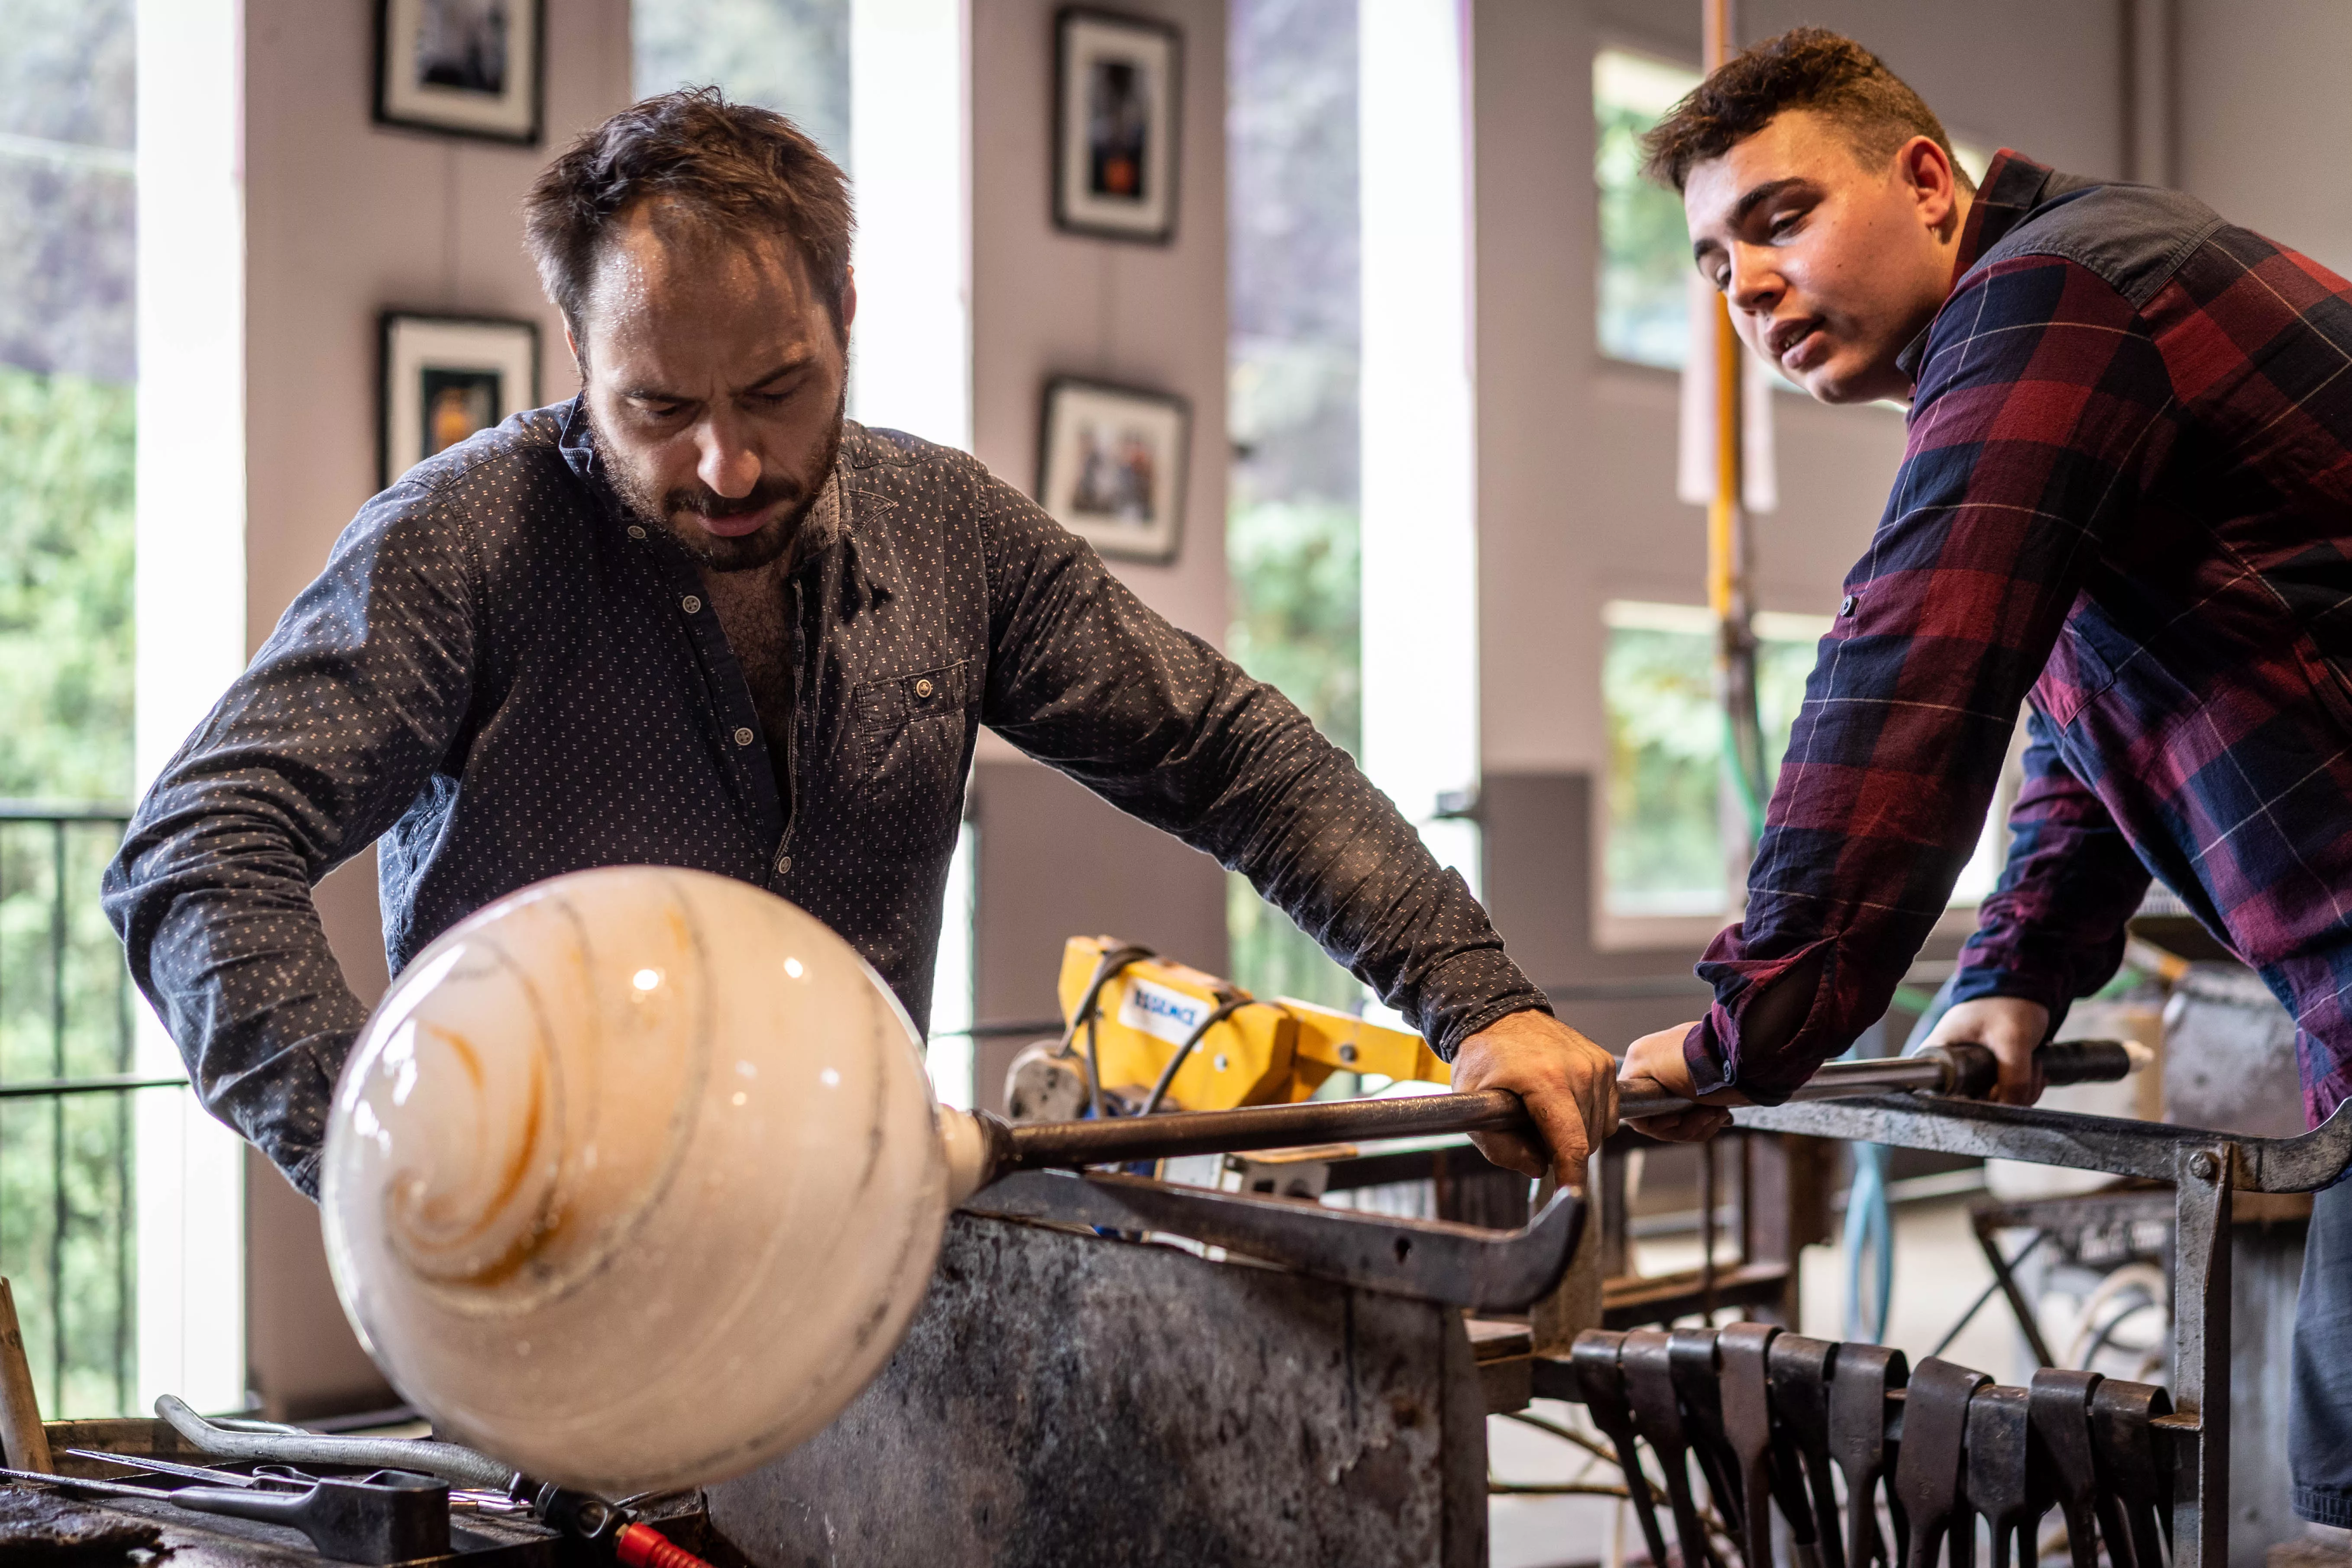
694,416,761,498
1727,246,1781,314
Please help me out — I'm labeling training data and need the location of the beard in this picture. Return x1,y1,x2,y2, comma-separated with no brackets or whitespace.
592,389,848,574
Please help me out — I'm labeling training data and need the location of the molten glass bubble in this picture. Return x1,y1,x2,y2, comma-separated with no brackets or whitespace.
320,866,947,1496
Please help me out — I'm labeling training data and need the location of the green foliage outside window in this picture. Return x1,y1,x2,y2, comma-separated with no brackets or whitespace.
0,357,140,1424
1595,48,1703,370
1603,605,1823,917
2,0,141,1417
1224,0,1366,1013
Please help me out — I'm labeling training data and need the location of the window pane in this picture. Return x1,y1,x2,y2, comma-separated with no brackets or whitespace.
1604,601,2003,918
633,0,851,161
1595,47,1701,370
1226,0,1363,1009
0,0,139,1419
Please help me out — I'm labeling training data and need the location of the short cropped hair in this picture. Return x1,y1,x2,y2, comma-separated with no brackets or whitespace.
523,87,854,344
1640,28,1970,195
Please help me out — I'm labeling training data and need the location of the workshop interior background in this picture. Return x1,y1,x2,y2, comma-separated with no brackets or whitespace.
2,1,2347,1564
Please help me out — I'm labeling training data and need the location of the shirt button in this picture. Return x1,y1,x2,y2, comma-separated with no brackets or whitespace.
627,525,647,540
734,726,754,746
1839,595,1858,617
683,595,702,614
915,677,934,698
775,853,793,876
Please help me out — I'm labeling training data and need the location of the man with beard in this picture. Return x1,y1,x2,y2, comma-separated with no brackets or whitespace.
106,89,1616,1200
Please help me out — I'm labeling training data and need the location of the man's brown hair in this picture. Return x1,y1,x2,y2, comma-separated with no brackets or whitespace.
523,87,854,349
1640,27,1969,194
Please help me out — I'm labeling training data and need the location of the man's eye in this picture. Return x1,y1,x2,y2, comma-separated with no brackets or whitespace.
1769,210,1803,238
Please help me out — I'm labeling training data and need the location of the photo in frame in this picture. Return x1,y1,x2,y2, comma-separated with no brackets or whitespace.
1053,8,1181,244
375,0,545,144
380,313,540,486
1036,378,1190,563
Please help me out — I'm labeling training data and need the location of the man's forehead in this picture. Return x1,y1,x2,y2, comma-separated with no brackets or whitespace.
1683,112,1854,220
587,204,818,313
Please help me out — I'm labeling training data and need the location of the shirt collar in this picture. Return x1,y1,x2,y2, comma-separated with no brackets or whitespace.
556,396,886,604
1894,148,2056,383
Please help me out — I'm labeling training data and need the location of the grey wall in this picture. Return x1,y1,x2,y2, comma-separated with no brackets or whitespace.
969,760,1230,1110
2177,0,2352,276
236,0,632,1420
962,0,1235,1051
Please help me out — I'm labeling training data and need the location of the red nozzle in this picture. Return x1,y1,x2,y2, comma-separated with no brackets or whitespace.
615,1522,715,1568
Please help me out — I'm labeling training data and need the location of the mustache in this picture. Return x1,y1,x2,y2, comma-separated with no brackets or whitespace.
665,475,803,519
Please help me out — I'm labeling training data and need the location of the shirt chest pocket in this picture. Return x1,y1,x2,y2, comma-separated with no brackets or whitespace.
853,660,972,775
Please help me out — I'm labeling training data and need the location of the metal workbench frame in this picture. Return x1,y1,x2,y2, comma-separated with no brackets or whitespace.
1731,1094,2352,1568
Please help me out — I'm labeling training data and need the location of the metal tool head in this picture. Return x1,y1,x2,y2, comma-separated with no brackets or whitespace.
1716,1322,1780,1464
1827,1342,1907,1477
2026,1368,2102,1508
1570,1330,1634,1425
2090,1377,2175,1566
2026,1368,2105,1568
1963,1386,2034,1528
1761,1331,1845,1568
1894,1358,1991,1568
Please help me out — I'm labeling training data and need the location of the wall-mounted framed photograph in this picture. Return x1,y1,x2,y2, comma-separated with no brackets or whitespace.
1053,8,1182,244
1037,377,1190,563
375,0,545,145
380,313,540,486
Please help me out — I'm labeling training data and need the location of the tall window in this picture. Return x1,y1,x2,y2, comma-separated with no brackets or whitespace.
0,0,140,1416
1595,47,1702,370
1602,601,2003,920
633,0,851,160
1225,0,1364,1009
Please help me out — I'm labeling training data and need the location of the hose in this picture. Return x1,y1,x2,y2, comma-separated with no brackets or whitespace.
1136,988,1252,1117
1051,944,1155,1121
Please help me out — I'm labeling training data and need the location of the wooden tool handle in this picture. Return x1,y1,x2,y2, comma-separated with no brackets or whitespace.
0,1277,53,1472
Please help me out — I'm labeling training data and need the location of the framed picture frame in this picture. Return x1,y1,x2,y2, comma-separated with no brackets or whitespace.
380,313,541,486
1052,8,1182,244
375,0,545,145
1036,377,1190,563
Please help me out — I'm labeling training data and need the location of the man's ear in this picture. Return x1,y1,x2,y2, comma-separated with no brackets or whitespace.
841,266,858,335
563,322,587,381
1896,135,1963,240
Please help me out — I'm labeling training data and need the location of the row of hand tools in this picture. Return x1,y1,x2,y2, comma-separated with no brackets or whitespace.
1559,1325,2176,1568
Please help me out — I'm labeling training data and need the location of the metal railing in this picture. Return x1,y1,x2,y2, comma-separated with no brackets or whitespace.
0,800,177,1419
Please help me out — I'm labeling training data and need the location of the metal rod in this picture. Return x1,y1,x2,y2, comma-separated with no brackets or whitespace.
0,1074,190,1099
49,817,67,1416
998,1043,2136,1176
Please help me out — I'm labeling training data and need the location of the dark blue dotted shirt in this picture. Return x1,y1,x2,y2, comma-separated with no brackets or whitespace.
104,400,1547,1195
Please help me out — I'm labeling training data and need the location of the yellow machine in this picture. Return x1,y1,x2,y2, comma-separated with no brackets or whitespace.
1020,935,1451,1117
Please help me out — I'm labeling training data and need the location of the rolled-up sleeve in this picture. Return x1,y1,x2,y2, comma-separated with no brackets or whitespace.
102,478,478,1194
976,484,1547,1057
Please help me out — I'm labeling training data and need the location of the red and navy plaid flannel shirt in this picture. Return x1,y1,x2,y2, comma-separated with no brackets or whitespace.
1686,151,2352,1127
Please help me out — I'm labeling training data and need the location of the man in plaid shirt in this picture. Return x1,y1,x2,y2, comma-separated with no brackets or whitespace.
1613,29,2352,1522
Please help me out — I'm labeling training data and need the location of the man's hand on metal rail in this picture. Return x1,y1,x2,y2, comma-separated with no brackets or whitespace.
1915,996,2051,1106
1449,1010,1621,1180
1618,1024,1738,1143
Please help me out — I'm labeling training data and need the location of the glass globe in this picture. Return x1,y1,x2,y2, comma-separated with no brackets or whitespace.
320,866,948,1496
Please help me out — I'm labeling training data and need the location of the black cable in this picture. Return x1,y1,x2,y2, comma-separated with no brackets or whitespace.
1136,987,1253,1118
1053,944,1155,1121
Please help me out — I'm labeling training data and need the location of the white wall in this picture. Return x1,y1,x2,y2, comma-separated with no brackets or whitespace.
967,0,1229,654
962,0,1235,1046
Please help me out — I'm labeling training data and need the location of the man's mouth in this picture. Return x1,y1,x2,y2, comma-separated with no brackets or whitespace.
689,503,780,539
1768,316,1825,368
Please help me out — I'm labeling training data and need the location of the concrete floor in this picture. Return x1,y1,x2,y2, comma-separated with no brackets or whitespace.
1488,1193,2023,1568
